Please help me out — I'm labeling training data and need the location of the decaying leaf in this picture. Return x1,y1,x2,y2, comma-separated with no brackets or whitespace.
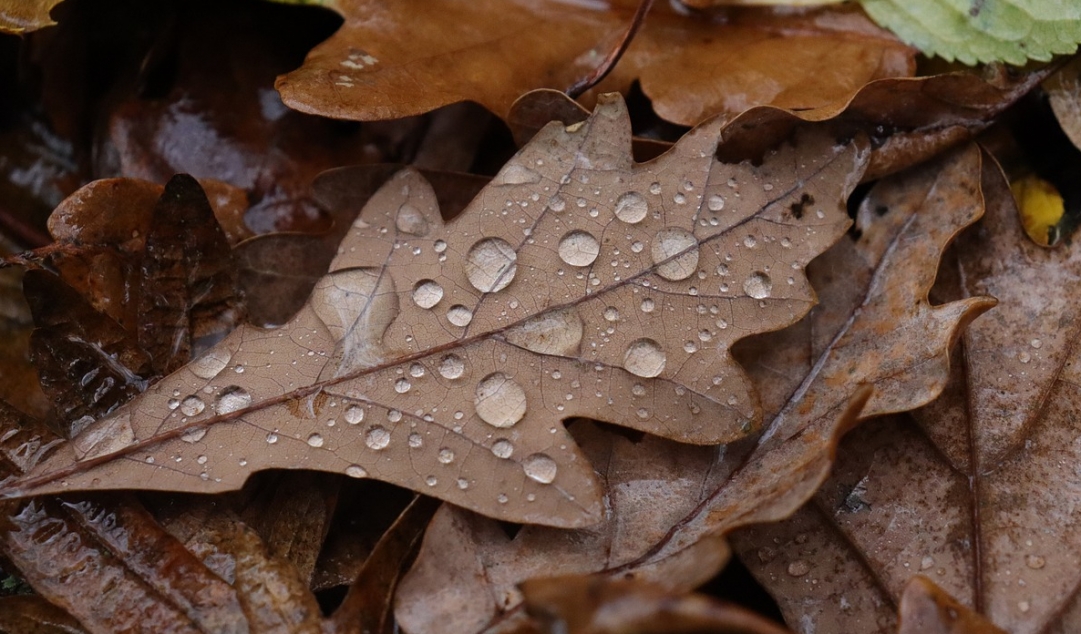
276,1,914,126
732,149,1081,633
392,144,992,633
0,0,62,34
1,94,867,528
898,576,1007,634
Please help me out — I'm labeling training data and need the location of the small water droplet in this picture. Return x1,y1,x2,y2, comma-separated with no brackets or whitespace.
651,228,699,281
558,230,600,266
624,338,666,378
603,306,619,322
457,478,469,489
346,464,367,478
673,192,686,205
191,349,232,379
409,363,426,378
181,427,207,443
447,305,474,327
345,405,365,425
196,454,208,465
491,438,514,459
215,387,252,414
522,453,557,483
548,195,566,212
466,238,517,293
612,191,648,224
433,240,448,254
744,235,757,248
648,182,661,195
475,373,527,428
505,308,583,356
684,341,698,353
637,408,649,419
387,410,402,422
266,432,279,444
499,164,541,185
412,280,444,309
1026,554,1045,569
743,272,773,299
395,203,429,236
180,396,205,417
307,433,324,448
497,493,509,504
366,426,391,450
438,354,466,379
707,194,725,211
632,383,646,396
640,298,655,313
920,556,934,570
787,561,810,577
630,241,644,253
408,432,423,448
1019,351,1031,363
438,448,455,464
395,378,412,394
1031,338,1043,349
425,475,438,486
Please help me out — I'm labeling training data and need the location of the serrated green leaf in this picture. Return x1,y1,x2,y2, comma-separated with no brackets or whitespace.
861,0,1081,65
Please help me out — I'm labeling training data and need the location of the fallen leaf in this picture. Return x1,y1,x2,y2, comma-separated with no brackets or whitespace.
3,94,867,528
898,576,1007,634
0,0,62,34
276,2,914,126
732,149,1081,633
393,144,991,633
1045,54,1081,153
0,595,86,633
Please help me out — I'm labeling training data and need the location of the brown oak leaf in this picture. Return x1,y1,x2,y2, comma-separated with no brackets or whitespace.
2,94,866,528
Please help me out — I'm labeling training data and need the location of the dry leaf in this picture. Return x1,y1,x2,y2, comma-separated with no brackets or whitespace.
393,144,992,634
2,94,866,529
276,2,913,126
732,149,1077,633
898,576,1007,634
0,0,62,33
0,596,87,633
1045,55,1081,153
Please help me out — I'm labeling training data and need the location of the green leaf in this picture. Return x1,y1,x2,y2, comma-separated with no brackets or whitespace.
861,0,1081,65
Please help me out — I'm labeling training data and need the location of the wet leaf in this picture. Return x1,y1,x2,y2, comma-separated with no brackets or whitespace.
4,94,867,528
898,576,1007,634
394,144,991,634
276,2,914,126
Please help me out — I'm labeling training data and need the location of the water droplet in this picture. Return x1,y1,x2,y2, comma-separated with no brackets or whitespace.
412,280,444,309
558,230,600,266
447,305,474,327
636,408,649,419
743,272,773,299
505,308,583,356
167,398,180,410
673,192,686,204
266,432,279,444
345,405,365,425
181,427,207,443
683,341,698,353
466,238,517,293
475,373,527,428
395,203,429,236
744,235,757,248
346,464,367,478
630,241,644,253
920,556,934,570
1031,338,1043,349
640,298,655,313
433,240,447,253
408,432,423,448
438,354,466,379
215,387,252,415
191,349,232,379
425,475,438,487
632,383,646,396
387,410,403,422
615,191,648,224
365,426,391,450
651,228,699,281
457,478,469,489
1026,554,1045,569
395,378,412,394
307,433,324,448
707,194,725,211
648,182,661,195
180,396,205,417
548,195,566,212
499,164,541,185
603,306,619,322
438,448,455,464
523,453,557,483
787,560,810,577
624,338,666,378
197,455,208,465
1019,351,1031,363
409,363,426,378
491,439,514,459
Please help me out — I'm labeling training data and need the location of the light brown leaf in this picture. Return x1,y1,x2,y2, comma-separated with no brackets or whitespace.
0,596,87,633
0,0,61,34
898,577,1007,634
1045,55,1081,153
393,144,991,634
733,149,1081,633
276,2,913,126
3,94,866,528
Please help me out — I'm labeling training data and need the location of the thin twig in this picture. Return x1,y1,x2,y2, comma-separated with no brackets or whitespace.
566,0,656,98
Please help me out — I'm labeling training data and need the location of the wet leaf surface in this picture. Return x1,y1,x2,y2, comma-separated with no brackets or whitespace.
3,94,870,529
394,144,991,633
277,1,914,126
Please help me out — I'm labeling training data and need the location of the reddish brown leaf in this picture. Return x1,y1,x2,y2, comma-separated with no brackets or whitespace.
276,2,914,126
0,595,87,633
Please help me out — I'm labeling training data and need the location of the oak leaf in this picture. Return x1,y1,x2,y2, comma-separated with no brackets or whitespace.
275,1,914,126
392,144,993,633
3,94,866,528
734,149,1081,633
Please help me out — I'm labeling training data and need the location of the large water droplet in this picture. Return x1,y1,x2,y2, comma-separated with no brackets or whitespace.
365,425,391,450
623,338,666,378
395,378,412,394
466,238,517,293
215,387,252,415
344,405,365,424
181,427,207,443
438,354,465,379
475,373,527,428
447,305,474,327
395,203,429,236
190,349,232,379
180,395,206,417
651,228,699,281
743,272,773,299
412,280,444,309
505,308,583,356
707,194,725,211
558,230,600,267
499,164,541,185
523,453,557,484
491,438,514,459
307,433,324,448
345,464,367,478
615,191,648,224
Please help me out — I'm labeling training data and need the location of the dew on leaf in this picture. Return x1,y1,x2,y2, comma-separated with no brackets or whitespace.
408,432,423,448
307,434,324,448
707,194,725,211
266,432,279,444
498,164,541,185
651,228,699,281
181,427,207,444
623,338,666,378
466,237,517,293
345,465,367,478
522,453,557,484
447,305,474,327
395,203,429,236
190,349,232,379
412,280,444,309
395,378,412,394
475,373,527,428
743,272,773,299
614,191,648,224
438,354,466,379
180,396,205,417
505,308,583,356
214,387,252,415
365,425,391,450
344,405,364,425
558,230,600,266
491,439,514,459
603,306,619,322
437,448,455,464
